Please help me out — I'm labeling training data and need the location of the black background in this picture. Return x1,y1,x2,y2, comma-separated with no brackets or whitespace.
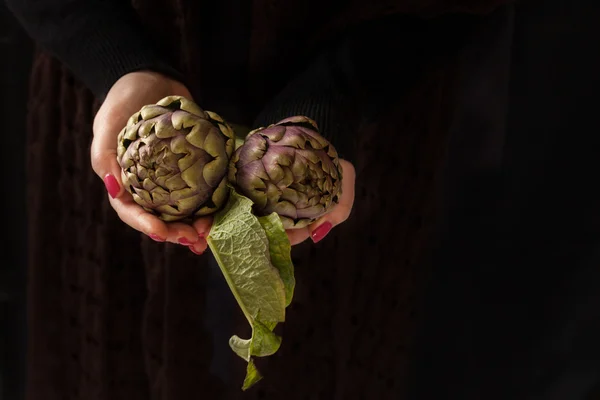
2,1,600,399
0,2,31,399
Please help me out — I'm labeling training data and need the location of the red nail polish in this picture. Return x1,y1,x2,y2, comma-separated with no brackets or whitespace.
149,234,165,242
103,174,120,199
311,221,333,243
178,237,194,245
188,246,204,255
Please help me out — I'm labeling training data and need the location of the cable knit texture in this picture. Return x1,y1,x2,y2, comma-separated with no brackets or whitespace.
24,0,509,399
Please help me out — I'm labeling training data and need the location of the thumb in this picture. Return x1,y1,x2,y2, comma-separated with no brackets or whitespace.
92,140,126,200
91,114,127,199
309,159,355,243
90,71,194,200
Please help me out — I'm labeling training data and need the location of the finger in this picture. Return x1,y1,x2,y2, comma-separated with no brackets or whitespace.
93,148,125,200
187,216,212,255
286,227,310,246
308,159,356,243
192,216,214,239
91,117,127,200
109,195,170,241
164,222,202,246
188,237,208,255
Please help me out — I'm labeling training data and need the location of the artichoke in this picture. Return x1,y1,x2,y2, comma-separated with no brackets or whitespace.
228,116,343,229
117,96,235,221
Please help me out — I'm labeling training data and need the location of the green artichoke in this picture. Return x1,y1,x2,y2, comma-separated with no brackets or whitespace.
228,116,343,229
117,96,235,221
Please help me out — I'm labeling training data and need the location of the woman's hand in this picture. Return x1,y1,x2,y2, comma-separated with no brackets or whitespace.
91,71,209,254
91,71,354,252
286,159,356,245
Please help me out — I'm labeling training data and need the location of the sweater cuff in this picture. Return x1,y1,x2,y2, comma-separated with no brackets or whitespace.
253,54,358,164
40,8,186,100
59,24,185,99
253,94,356,164
77,31,184,99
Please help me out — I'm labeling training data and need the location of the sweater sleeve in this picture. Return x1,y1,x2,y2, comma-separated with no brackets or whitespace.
252,16,411,164
4,0,184,99
253,13,472,163
252,38,361,164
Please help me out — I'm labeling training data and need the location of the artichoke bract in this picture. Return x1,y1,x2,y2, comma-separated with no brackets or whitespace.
117,96,235,221
228,116,343,229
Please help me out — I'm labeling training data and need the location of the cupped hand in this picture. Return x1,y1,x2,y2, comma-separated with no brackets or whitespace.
286,159,356,246
92,71,354,253
91,71,208,253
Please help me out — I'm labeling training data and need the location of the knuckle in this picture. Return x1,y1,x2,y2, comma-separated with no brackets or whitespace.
90,148,105,174
112,204,130,228
111,200,142,234
333,214,348,226
338,212,350,224
332,205,352,225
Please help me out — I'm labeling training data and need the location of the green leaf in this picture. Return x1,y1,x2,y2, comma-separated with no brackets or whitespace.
258,213,296,307
242,359,263,391
207,188,291,390
228,320,282,361
229,336,251,361
208,189,286,326
249,319,282,357
229,320,282,391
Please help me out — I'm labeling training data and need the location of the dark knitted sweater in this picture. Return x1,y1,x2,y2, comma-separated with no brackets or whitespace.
6,0,509,162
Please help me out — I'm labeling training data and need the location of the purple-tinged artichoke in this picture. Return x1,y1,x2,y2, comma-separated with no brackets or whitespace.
117,96,235,221
228,116,343,229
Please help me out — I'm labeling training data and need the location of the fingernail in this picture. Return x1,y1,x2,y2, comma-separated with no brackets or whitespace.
103,174,120,199
178,237,195,245
149,234,166,242
188,246,204,255
311,221,333,243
